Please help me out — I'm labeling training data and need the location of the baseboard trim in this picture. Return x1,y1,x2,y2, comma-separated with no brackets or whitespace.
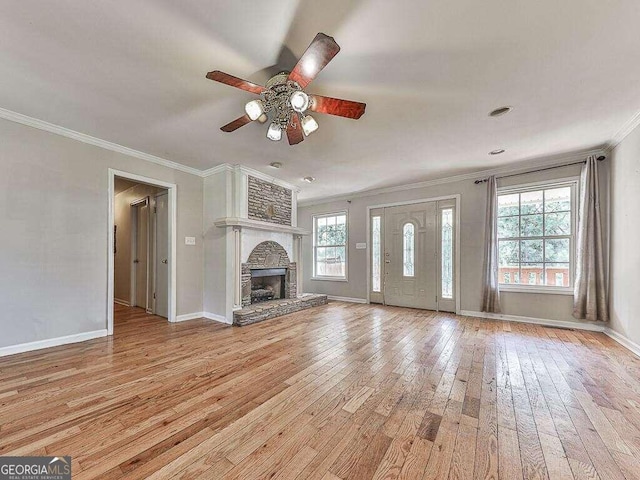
174,311,232,324
204,312,233,325
460,310,605,332
174,312,205,322
604,328,640,358
0,329,108,358
327,296,368,304
114,298,130,307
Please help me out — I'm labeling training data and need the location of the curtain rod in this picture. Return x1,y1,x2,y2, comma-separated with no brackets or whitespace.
474,155,606,184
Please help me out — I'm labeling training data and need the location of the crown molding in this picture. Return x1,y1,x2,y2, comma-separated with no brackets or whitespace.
201,163,301,192
0,106,204,177
235,165,301,193
200,163,234,177
0,106,298,188
0,105,615,200
609,108,640,149
298,147,607,207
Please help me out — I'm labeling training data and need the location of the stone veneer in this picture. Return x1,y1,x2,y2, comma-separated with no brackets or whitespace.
233,294,328,326
247,176,292,226
242,241,296,307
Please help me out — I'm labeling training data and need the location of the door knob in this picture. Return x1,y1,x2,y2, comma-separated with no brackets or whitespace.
162,259,168,264
133,259,139,264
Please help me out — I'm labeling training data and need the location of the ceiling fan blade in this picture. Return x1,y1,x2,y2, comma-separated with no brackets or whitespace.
206,71,266,95
309,95,366,119
288,33,340,89
286,114,304,145
221,114,252,132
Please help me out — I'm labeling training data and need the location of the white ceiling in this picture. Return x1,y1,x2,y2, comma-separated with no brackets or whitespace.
1,0,639,200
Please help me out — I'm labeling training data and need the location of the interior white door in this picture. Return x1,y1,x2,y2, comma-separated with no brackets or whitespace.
154,192,169,318
384,202,437,310
134,199,149,309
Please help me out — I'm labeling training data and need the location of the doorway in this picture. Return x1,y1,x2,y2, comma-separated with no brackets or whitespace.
368,196,460,313
108,169,177,335
131,197,150,310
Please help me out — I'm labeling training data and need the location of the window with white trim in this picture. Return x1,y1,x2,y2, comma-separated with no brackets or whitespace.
497,181,576,290
313,212,347,279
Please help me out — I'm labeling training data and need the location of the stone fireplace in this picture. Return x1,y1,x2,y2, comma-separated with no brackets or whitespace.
206,165,327,325
242,241,296,307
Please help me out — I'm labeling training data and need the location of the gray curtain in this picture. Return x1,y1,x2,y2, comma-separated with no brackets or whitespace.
482,176,502,313
573,156,608,321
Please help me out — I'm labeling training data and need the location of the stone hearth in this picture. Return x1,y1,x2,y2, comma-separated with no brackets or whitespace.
233,294,328,326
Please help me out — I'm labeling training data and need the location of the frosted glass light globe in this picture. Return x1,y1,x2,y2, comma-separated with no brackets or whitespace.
266,123,282,141
244,100,264,121
301,115,319,136
290,91,310,113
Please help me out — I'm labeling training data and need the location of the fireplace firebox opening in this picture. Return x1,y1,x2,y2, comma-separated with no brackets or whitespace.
250,268,287,304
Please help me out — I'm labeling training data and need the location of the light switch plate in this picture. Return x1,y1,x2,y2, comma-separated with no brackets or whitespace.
185,236,196,245
355,242,367,249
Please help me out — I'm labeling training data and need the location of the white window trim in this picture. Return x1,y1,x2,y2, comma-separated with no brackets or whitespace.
311,210,348,282
497,177,578,295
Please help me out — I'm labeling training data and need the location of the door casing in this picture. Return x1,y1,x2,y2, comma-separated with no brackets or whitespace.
108,169,177,335
366,195,461,314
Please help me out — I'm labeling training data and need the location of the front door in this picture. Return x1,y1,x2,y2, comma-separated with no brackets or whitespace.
383,202,437,310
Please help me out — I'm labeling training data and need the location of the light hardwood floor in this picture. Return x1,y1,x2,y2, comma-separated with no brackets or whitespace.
1,302,640,479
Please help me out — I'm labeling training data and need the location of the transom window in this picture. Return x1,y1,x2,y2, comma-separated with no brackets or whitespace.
497,181,576,290
313,212,347,280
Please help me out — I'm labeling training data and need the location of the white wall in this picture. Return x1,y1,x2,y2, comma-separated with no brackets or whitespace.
203,170,231,320
610,124,640,346
298,162,609,324
0,118,203,348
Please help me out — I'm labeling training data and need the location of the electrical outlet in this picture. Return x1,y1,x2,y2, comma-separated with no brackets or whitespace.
185,236,196,245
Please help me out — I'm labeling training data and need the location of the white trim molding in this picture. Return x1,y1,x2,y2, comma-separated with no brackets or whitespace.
298,148,606,207
174,312,205,322
0,107,202,176
461,310,605,332
214,217,310,235
114,298,130,306
108,169,178,334
175,312,232,325
0,329,108,358
327,296,368,304
604,328,640,358
610,108,640,149
204,312,233,325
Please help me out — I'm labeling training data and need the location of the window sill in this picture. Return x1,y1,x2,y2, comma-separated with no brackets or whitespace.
311,277,348,282
500,286,573,296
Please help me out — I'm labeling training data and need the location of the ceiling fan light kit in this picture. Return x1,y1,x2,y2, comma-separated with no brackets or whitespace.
266,122,282,142
206,33,366,146
244,100,265,121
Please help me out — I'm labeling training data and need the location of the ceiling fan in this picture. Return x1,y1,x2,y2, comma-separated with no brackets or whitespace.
206,33,366,145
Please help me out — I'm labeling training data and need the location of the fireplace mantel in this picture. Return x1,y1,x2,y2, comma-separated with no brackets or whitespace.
214,217,310,236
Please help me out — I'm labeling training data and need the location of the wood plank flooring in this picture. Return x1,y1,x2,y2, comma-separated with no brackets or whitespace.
1,302,640,479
